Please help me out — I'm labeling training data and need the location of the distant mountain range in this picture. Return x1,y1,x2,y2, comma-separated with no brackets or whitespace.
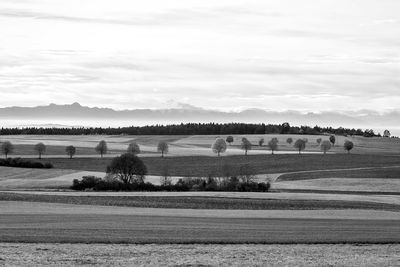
0,103,398,132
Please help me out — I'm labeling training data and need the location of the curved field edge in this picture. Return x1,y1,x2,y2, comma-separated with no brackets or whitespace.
276,166,400,182
1,192,399,211
0,244,399,266
26,154,400,176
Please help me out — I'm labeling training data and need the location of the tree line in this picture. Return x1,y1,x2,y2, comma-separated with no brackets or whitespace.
1,135,354,159
0,122,381,137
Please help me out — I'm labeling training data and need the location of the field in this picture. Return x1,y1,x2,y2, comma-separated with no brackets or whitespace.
1,201,399,244
34,154,400,176
3,134,400,158
1,244,399,266
1,134,400,264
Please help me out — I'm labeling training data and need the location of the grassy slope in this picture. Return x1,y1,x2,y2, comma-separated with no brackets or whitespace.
277,167,400,181
1,213,399,244
37,154,400,176
3,134,400,156
1,193,398,211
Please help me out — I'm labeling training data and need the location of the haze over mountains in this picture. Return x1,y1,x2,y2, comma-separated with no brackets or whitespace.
0,103,398,135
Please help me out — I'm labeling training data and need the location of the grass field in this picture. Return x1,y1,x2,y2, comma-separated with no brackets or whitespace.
274,178,400,193
1,243,399,266
33,154,400,177
0,201,399,244
276,166,400,181
1,192,399,210
2,134,400,157
0,167,104,189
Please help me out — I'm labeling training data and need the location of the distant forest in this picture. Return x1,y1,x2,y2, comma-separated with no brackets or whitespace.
0,123,379,137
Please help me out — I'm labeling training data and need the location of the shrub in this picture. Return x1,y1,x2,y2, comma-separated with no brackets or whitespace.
0,158,53,169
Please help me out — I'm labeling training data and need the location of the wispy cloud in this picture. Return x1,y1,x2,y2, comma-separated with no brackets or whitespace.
0,0,399,113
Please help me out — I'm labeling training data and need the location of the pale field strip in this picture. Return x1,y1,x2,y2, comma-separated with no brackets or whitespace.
0,169,104,188
1,201,399,220
3,190,400,206
274,178,400,192
1,243,399,267
271,165,400,181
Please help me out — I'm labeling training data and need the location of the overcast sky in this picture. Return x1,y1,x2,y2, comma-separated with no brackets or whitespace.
0,0,399,112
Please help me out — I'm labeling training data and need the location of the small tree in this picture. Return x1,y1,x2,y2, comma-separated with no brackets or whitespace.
320,140,332,154
212,138,227,156
267,137,279,154
127,142,141,155
316,138,322,145
226,136,234,145
160,163,172,186
344,140,354,154
1,141,14,159
286,137,293,145
294,139,306,154
106,153,147,185
383,130,391,138
239,163,256,184
258,138,265,147
34,142,46,159
241,137,252,156
329,135,336,146
95,140,108,158
157,141,169,158
65,145,76,159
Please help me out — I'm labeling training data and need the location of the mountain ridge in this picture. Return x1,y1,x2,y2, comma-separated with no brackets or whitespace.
0,103,398,131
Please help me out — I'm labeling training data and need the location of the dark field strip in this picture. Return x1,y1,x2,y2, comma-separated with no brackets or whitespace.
277,167,400,181
37,154,400,176
0,214,399,244
1,193,399,211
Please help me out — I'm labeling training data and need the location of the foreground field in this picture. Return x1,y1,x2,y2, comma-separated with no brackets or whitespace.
0,201,399,244
1,243,399,266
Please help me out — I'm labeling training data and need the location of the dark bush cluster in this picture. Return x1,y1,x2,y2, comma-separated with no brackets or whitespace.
71,175,270,192
0,157,53,169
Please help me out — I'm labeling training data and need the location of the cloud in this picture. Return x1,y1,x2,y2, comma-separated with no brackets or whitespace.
0,0,399,113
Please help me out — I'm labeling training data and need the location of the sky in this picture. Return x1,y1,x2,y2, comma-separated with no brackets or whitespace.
0,0,399,112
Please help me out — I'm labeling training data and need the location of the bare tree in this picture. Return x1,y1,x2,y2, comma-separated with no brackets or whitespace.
258,138,265,147
226,136,234,145
286,137,293,145
294,139,306,154
157,141,169,158
127,142,141,155
241,137,252,156
160,163,172,186
239,163,256,184
383,130,391,138
344,140,354,154
267,137,279,154
320,140,331,154
212,138,227,156
329,135,336,146
106,153,147,185
95,140,108,158
34,142,46,159
1,141,14,159
65,145,76,159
